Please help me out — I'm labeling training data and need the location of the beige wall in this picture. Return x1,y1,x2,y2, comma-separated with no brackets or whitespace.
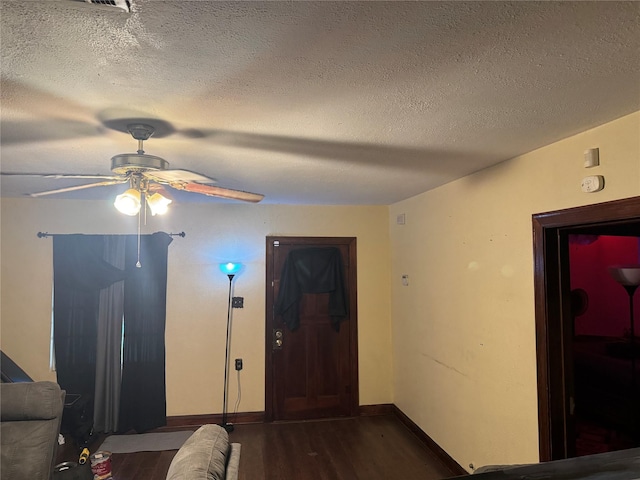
389,111,640,472
2,111,638,470
0,202,392,415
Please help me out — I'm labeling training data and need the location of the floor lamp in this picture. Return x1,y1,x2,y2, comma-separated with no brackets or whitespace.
609,265,640,433
220,262,242,433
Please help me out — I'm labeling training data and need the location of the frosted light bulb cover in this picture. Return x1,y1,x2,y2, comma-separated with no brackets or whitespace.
609,265,640,287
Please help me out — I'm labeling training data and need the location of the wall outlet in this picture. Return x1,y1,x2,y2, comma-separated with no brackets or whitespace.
235,358,243,371
232,297,244,308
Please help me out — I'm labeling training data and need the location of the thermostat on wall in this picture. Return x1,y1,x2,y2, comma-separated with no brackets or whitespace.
581,175,605,193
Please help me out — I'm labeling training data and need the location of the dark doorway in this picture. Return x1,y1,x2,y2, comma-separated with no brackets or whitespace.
534,196,640,461
265,236,359,421
569,233,640,457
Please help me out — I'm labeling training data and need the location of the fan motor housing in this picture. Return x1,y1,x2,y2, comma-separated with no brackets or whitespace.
111,153,169,174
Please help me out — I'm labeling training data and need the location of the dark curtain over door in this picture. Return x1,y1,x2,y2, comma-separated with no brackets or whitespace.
119,232,173,433
274,247,348,331
53,235,127,398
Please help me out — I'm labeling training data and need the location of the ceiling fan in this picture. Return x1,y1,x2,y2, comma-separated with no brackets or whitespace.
2,123,264,215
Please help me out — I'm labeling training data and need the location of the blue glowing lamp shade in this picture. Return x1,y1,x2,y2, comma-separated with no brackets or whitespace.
220,262,243,276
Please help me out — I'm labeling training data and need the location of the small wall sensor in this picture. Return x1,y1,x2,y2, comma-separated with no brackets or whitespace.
584,148,599,168
396,214,406,225
581,175,604,193
401,274,409,286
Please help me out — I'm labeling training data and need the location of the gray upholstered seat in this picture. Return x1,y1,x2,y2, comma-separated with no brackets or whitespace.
1,381,66,480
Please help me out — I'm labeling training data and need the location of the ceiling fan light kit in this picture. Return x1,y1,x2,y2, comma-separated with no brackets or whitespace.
114,188,141,216
114,186,171,217
146,192,172,216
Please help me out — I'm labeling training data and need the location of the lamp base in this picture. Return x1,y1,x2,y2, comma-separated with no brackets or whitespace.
221,423,234,433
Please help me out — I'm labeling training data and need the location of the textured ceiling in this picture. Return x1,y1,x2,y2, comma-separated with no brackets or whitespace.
1,1,639,205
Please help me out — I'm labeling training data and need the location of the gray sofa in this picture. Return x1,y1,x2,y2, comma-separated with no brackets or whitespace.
445,447,640,479
166,424,241,480
0,381,66,480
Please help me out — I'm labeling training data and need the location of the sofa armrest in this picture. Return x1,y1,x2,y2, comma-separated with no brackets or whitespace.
225,443,241,480
1,381,65,480
0,381,64,421
166,425,230,480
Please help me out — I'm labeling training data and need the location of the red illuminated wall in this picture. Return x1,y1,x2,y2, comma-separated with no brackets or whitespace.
570,235,640,337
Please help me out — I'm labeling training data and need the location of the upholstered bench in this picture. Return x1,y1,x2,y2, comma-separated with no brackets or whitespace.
166,424,240,480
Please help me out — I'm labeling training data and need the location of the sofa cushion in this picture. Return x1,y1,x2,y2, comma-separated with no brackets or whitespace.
166,424,230,480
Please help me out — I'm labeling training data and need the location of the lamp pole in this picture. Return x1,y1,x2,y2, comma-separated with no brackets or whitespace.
221,273,235,432
622,284,638,398
609,266,640,437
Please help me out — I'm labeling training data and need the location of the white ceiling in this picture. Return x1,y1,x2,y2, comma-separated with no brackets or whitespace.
1,0,639,205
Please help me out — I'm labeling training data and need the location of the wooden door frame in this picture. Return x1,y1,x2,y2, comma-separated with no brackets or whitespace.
534,196,640,461
264,236,359,422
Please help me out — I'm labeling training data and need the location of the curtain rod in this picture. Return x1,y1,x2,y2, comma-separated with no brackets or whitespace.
37,231,186,238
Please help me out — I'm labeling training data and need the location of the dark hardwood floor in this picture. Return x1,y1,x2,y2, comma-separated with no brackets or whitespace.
232,416,457,479
57,415,459,479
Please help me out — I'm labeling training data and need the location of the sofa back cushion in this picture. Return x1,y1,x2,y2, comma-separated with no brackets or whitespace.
166,424,229,480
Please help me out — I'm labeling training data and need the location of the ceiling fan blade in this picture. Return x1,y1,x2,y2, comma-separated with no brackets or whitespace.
0,119,102,145
1,79,92,118
142,169,216,185
1,172,123,180
170,182,264,203
29,179,129,197
45,174,124,180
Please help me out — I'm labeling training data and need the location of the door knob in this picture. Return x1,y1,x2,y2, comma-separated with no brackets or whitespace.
273,329,283,350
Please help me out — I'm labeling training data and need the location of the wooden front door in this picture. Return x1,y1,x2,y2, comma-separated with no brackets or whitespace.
265,236,359,421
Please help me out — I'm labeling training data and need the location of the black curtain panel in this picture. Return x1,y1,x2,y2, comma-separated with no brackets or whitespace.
53,235,126,398
118,232,173,433
93,236,126,434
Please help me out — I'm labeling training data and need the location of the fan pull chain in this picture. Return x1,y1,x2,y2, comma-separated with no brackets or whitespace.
144,193,148,226
136,200,142,268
